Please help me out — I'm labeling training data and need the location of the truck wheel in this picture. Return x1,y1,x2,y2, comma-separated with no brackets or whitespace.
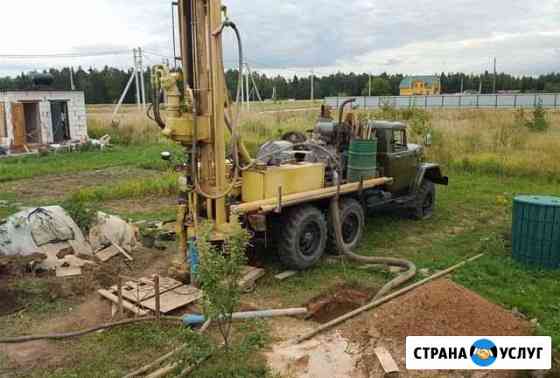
412,180,436,220
277,205,328,270
327,198,365,255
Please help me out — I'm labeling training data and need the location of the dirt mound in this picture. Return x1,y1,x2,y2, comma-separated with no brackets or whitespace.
371,279,531,339
340,279,532,378
307,286,370,324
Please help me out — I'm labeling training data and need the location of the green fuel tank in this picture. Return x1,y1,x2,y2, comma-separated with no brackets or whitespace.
347,139,378,183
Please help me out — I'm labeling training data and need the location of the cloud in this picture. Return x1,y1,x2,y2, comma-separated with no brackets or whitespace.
0,0,557,77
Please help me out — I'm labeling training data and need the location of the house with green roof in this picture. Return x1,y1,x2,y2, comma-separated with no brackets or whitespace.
400,75,441,96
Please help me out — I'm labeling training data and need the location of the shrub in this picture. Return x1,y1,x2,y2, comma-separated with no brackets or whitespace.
61,198,96,233
196,216,251,349
514,102,549,132
529,101,549,132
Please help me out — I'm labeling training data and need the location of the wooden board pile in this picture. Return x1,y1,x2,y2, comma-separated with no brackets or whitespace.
98,266,265,316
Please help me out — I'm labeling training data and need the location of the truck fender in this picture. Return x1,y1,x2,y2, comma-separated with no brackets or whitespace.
412,163,449,194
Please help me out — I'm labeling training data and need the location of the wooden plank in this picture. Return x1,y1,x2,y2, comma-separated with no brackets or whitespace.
95,245,121,262
110,277,183,303
117,280,157,303
374,347,400,375
275,271,298,281
98,289,148,316
238,266,265,290
113,242,133,261
0,103,6,138
11,102,26,148
141,285,202,314
55,266,82,277
139,277,183,292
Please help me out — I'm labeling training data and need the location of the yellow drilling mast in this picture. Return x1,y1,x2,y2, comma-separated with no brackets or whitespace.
151,0,237,277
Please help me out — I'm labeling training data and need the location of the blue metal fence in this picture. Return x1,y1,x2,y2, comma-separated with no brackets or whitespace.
325,93,560,110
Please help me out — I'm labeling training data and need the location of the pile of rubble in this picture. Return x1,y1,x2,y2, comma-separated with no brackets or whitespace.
0,206,139,277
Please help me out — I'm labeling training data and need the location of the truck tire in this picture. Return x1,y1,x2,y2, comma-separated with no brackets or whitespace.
327,198,365,255
277,205,328,270
412,180,436,220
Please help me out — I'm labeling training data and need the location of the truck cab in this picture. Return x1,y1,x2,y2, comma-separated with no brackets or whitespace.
373,121,423,194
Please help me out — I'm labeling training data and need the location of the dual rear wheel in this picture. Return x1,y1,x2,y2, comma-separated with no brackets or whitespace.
276,198,365,270
274,180,437,270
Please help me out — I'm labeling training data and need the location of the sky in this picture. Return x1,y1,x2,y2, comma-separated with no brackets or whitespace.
0,0,558,78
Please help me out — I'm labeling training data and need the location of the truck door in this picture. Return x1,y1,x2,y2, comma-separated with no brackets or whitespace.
385,129,417,193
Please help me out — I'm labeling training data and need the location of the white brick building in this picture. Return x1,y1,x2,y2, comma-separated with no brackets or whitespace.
0,91,87,151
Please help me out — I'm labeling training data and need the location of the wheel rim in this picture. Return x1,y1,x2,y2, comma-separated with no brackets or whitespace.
342,213,360,244
299,221,321,256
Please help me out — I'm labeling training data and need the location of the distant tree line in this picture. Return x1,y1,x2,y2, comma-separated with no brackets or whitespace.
1,66,559,104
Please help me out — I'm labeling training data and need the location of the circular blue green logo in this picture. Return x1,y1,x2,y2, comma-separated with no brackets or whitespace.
470,339,498,367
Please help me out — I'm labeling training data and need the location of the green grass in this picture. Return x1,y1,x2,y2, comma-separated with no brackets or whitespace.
105,207,177,223
37,323,192,378
0,144,181,183
70,172,178,203
14,318,272,378
0,192,20,219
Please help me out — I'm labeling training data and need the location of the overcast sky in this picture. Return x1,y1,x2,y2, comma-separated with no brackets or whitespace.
0,0,558,77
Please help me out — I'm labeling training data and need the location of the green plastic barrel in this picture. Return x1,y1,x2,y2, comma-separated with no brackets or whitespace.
512,195,560,269
347,139,377,182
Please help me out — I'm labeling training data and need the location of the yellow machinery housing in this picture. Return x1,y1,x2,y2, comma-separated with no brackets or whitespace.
242,163,325,203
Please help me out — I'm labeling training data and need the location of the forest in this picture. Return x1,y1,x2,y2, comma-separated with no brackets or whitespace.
1,66,559,104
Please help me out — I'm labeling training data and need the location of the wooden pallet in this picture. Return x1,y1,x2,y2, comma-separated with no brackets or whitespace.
141,285,202,313
102,276,202,315
110,277,183,303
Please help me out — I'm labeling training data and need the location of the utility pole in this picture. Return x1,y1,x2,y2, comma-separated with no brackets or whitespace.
245,61,250,109
138,47,146,110
246,63,263,102
493,57,497,94
240,67,245,108
310,68,315,102
460,75,464,94
133,48,141,110
171,1,178,69
70,67,75,91
112,68,138,123
368,74,372,97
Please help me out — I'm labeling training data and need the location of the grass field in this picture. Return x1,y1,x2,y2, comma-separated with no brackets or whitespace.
0,103,559,376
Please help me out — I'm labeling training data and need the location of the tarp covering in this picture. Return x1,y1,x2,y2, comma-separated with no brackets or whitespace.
0,206,89,257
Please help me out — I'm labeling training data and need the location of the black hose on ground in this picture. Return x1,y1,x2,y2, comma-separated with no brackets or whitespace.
329,196,417,301
0,316,183,344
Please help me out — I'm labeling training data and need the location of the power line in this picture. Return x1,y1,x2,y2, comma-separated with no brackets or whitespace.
143,50,174,59
0,51,132,59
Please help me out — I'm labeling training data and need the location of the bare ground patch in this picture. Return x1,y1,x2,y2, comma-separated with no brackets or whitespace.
265,279,534,378
0,246,176,375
